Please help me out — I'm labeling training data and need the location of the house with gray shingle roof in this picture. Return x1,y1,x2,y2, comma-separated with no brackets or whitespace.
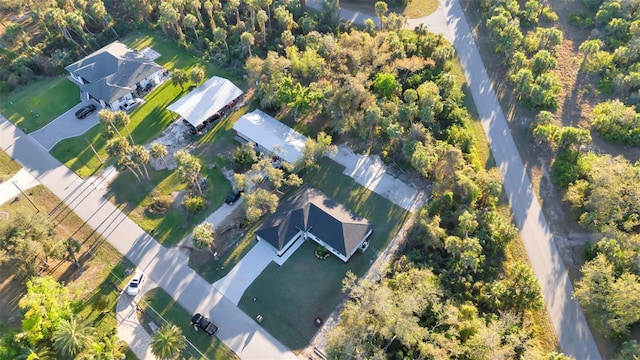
65,41,164,111
255,185,373,262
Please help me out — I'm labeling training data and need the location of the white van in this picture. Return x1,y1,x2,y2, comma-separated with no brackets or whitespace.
126,269,145,296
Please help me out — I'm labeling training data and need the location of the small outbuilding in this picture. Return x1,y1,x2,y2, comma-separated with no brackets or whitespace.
255,185,373,262
232,109,308,164
167,76,243,132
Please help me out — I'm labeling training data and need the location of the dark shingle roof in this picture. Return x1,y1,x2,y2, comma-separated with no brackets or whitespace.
256,185,372,258
65,41,162,104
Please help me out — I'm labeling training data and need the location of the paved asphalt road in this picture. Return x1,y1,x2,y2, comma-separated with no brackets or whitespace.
305,0,602,358
0,117,296,360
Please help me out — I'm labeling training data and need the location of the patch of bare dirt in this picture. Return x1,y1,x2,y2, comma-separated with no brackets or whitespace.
146,120,194,171
170,190,186,209
188,205,247,266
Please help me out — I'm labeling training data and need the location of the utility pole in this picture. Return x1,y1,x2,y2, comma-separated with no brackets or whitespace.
12,181,39,213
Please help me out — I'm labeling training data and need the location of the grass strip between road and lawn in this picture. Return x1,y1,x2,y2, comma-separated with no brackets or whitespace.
238,157,410,352
0,149,22,181
0,77,80,133
139,287,239,360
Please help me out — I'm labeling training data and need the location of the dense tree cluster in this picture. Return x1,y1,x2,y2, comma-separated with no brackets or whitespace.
531,111,592,151
0,276,125,359
0,210,65,278
551,148,640,354
327,130,554,357
245,25,485,177
0,0,121,93
481,0,562,110
574,0,640,147
592,99,640,146
577,0,640,103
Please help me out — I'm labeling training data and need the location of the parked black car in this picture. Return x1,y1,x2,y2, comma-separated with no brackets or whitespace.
75,104,97,119
224,190,244,205
191,313,218,335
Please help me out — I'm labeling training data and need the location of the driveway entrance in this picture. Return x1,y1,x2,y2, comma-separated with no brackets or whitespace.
30,101,100,151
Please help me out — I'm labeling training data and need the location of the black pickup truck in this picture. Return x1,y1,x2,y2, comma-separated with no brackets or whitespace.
191,313,218,335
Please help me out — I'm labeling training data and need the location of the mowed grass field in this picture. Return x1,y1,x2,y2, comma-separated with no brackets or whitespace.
0,77,80,132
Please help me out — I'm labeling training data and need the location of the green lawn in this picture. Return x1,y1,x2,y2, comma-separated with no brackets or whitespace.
50,31,247,178
0,149,21,182
50,79,188,178
0,77,79,132
140,288,239,360
107,156,231,246
238,158,410,352
122,30,245,88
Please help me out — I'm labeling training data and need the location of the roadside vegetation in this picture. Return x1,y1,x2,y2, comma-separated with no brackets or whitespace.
0,149,21,181
0,158,135,358
472,0,640,357
342,0,440,19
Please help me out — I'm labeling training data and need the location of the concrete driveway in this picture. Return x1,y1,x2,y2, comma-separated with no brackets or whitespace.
116,274,159,360
30,101,100,151
330,146,428,212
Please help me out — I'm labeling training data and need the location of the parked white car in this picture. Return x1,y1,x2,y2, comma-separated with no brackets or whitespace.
121,98,142,112
126,269,145,296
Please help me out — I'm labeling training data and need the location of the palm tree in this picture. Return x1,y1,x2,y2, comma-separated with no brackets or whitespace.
240,32,255,57
175,149,204,195
150,324,186,360
192,222,215,253
52,317,96,358
171,69,188,91
98,109,120,138
17,345,54,360
106,137,143,181
131,145,151,179
188,65,205,86
213,27,228,54
113,110,134,144
149,142,168,165
83,332,125,360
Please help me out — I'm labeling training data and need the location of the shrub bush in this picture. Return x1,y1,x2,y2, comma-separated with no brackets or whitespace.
148,194,173,215
315,245,330,260
183,195,206,213
592,100,640,146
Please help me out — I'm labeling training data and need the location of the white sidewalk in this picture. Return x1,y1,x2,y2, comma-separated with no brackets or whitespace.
0,168,40,206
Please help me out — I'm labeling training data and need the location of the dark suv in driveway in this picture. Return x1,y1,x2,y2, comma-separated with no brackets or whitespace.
75,104,97,119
